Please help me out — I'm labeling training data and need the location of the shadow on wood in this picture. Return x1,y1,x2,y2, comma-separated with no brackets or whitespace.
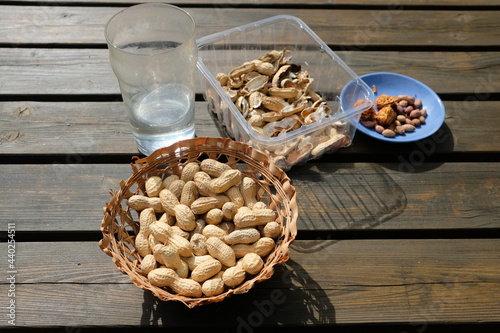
288,163,407,231
139,259,336,329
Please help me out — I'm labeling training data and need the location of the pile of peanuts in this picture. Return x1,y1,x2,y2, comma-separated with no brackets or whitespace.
126,158,281,298
359,94,427,138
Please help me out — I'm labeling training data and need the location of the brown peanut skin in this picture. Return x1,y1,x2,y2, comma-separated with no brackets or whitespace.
402,124,415,132
382,129,396,138
364,93,429,138
409,110,422,118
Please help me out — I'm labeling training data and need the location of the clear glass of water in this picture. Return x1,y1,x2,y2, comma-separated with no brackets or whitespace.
105,3,197,155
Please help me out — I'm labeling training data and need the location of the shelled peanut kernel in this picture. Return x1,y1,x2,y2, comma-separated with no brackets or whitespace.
127,159,280,297
358,93,428,138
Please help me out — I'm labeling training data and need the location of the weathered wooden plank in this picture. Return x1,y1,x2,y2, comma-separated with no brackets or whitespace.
9,239,500,286
4,282,498,328
1,49,499,96
2,6,500,46
287,162,500,231
10,0,500,6
1,100,499,155
1,239,498,327
0,162,498,232
348,99,500,155
0,102,220,154
0,49,116,95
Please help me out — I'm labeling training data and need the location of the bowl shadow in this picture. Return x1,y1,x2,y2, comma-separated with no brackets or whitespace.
349,121,455,173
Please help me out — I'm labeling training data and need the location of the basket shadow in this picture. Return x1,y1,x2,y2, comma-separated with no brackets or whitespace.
140,259,335,328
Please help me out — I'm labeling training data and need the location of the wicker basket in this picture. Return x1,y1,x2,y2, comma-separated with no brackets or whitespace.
99,137,298,308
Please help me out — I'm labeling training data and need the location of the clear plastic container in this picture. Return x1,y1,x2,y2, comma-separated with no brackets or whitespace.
196,15,374,170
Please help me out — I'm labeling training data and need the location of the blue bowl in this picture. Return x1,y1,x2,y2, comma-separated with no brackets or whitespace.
352,72,445,143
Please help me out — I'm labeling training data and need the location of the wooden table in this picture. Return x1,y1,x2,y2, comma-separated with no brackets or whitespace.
1,0,499,332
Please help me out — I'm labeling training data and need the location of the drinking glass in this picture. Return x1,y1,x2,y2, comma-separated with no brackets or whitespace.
105,3,197,155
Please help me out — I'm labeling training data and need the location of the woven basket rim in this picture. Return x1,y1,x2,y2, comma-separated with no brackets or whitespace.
99,137,298,308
